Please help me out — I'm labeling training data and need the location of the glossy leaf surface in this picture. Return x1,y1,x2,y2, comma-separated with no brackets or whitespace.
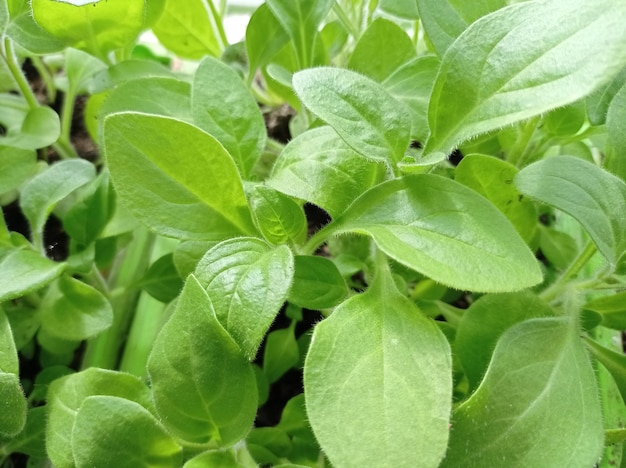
147,276,257,445
333,174,542,292
305,263,451,467
104,112,256,240
194,238,293,359
425,0,626,156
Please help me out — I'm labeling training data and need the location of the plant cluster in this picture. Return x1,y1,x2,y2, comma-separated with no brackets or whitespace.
1,0,626,466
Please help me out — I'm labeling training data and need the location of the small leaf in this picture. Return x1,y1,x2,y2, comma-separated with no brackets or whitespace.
425,0,626,155
293,67,411,162
246,3,290,76
304,262,451,467
333,174,542,292
147,275,257,445
538,225,578,271
515,156,626,266
1,106,61,150
46,368,153,468
138,254,183,303
584,337,626,404
269,126,381,218
192,57,266,179
0,249,66,302
104,112,256,240
263,323,299,383
72,396,182,468
0,307,18,374
443,317,604,467
0,372,27,438
20,159,95,237
584,292,626,330
249,185,307,246
194,238,293,359
606,82,626,182
288,255,348,309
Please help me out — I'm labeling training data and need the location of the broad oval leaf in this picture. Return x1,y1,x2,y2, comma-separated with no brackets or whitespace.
424,0,626,156
304,264,451,467
293,68,411,163
194,238,294,359
333,174,542,292
269,126,381,218
147,275,258,445
192,57,266,179
72,396,182,468
0,249,66,302
104,112,256,241
443,317,603,467
2,106,61,150
288,255,348,310
515,156,626,266
249,185,307,246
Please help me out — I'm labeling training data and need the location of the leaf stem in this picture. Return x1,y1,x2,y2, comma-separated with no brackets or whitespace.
301,223,339,256
332,2,360,40
204,0,229,53
507,116,540,167
540,241,598,302
2,37,39,110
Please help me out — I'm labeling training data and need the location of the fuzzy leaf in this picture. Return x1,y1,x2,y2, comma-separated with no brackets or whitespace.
288,255,348,310
0,249,66,302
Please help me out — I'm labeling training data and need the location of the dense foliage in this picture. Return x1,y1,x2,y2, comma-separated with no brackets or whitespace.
1,0,626,466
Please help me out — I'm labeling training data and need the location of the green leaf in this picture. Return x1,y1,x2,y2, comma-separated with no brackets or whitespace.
584,292,626,330
538,225,578,271
543,101,586,137
89,59,176,94
31,0,145,58
152,0,222,59
194,238,294,359
263,323,299,384
20,159,95,238
417,0,506,57
269,126,381,218
382,56,440,141
379,0,419,20
245,3,290,76
1,106,61,150
184,448,257,468
72,396,182,468
6,10,66,54
288,255,348,309
0,307,18,375
5,406,47,457
332,174,542,292
347,18,416,82
138,254,183,303
39,275,113,341
192,57,266,179
606,82,626,182
293,67,411,163
424,0,626,156
46,368,153,468
0,249,66,302
584,337,626,405
586,65,626,126
304,262,451,467
147,275,257,445
249,185,307,246
455,292,554,391
104,112,256,240
266,0,333,68
0,145,36,195
0,372,27,438
443,317,603,467
455,154,537,243
515,156,626,266
64,48,107,96
0,0,7,30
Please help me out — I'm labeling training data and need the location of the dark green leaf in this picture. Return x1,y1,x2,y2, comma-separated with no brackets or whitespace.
263,323,299,383
584,337,626,404
288,255,348,309
0,249,65,302
5,407,47,457
138,254,183,303
584,292,626,330
249,185,307,246
147,275,257,445
538,225,578,270
543,102,586,137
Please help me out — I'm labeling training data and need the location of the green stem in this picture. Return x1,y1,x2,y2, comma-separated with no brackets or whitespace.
301,223,339,256
507,116,540,167
540,241,598,302
30,56,56,103
60,88,76,145
2,37,39,109
412,20,420,48
333,2,360,39
205,0,229,52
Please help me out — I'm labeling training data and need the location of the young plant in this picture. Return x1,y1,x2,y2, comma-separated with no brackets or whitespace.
1,0,626,467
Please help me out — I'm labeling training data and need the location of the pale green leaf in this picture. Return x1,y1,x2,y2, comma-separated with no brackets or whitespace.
0,307,18,375
192,57,266,179
147,275,257,445
104,112,256,240
443,317,604,467
72,396,182,468
584,292,626,330
586,65,626,126
1,106,60,150
293,68,411,162
269,126,381,218
194,238,293,359
584,337,626,404
515,156,626,266
0,249,66,302
249,185,307,246
6,10,66,54
333,174,542,292
184,448,257,468
304,263,451,467
425,0,626,156
245,3,290,76
288,255,348,310
379,0,419,20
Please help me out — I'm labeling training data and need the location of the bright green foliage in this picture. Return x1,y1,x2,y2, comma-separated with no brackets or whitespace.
456,154,537,242
137,254,183,303
288,255,348,309
0,146,36,194
245,4,290,77
184,448,257,468
606,83,626,181
192,57,266,179
263,323,299,383
104,112,256,240
0,308,26,438
1,106,60,150
379,0,419,20
444,317,604,467
147,276,257,445
516,156,626,267
584,337,626,404
425,0,626,156
587,66,626,126
333,174,542,292
0,249,66,302
249,185,308,246
194,238,293,359
305,260,451,467
31,0,145,58
269,126,381,218
584,292,626,330
71,396,182,468
293,67,411,162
